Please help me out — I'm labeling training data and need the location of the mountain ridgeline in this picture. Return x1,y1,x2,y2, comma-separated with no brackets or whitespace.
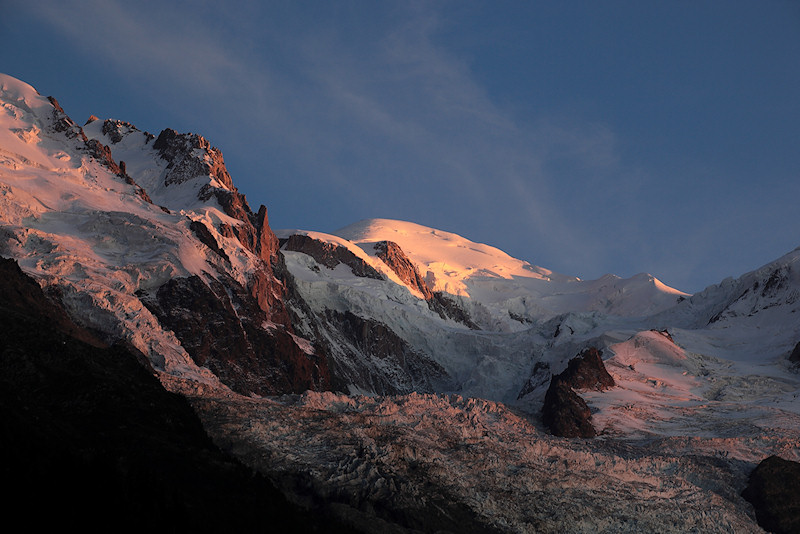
2,74,799,533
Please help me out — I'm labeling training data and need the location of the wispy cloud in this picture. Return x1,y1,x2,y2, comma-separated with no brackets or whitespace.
19,0,634,278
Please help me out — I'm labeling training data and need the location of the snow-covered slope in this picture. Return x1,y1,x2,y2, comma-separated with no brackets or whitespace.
0,73,324,396
275,220,692,401
277,217,800,444
335,218,687,323
0,74,211,381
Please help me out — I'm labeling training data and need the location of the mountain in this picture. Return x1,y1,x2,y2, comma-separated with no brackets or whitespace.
0,257,348,533
1,73,799,532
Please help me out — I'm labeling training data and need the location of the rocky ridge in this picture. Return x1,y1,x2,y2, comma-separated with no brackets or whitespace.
541,348,615,438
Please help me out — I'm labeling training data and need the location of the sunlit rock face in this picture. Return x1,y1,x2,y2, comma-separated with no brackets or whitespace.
374,240,433,299
0,74,324,397
281,233,385,279
373,239,479,328
153,128,235,189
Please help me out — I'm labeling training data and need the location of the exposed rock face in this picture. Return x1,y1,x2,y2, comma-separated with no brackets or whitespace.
281,234,384,280
651,328,675,344
153,128,235,189
374,240,433,299
0,257,348,533
151,128,292,326
430,291,480,329
152,127,281,269
317,310,449,395
373,240,479,328
139,274,330,396
47,96,87,141
541,381,596,438
555,347,615,391
205,199,291,325
741,455,800,534
277,241,454,394
85,138,122,174
699,261,800,327
189,220,230,263
84,138,153,203
789,341,800,365
101,118,152,144
541,348,614,438
517,361,550,399
76,108,308,393
46,98,154,205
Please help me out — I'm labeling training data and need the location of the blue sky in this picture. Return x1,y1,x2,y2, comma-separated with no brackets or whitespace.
2,1,798,292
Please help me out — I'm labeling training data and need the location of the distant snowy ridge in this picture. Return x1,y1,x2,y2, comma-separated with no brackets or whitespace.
279,218,688,334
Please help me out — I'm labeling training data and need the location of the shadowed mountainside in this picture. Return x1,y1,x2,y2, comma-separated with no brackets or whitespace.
0,257,349,533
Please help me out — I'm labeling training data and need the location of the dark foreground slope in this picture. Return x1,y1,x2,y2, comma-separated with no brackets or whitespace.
0,257,347,533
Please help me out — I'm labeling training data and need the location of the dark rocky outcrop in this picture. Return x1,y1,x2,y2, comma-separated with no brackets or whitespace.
51,104,153,204
139,274,330,396
555,347,615,391
517,361,550,399
541,381,596,438
742,455,800,534
541,348,614,438
154,128,235,189
0,257,347,533
85,137,121,172
101,118,153,144
145,128,266,264
48,95,87,141
195,186,291,326
318,310,449,395
189,220,230,263
281,234,384,280
98,123,323,394
116,161,154,203
789,341,800,365
95,123,271,274
146,134,295,326
761,267,790,298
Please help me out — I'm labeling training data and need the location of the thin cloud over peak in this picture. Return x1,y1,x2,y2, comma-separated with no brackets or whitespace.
6,0,799,292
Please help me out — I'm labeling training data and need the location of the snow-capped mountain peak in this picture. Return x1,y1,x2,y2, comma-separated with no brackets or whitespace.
330,218,688,323
335,218,568,292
